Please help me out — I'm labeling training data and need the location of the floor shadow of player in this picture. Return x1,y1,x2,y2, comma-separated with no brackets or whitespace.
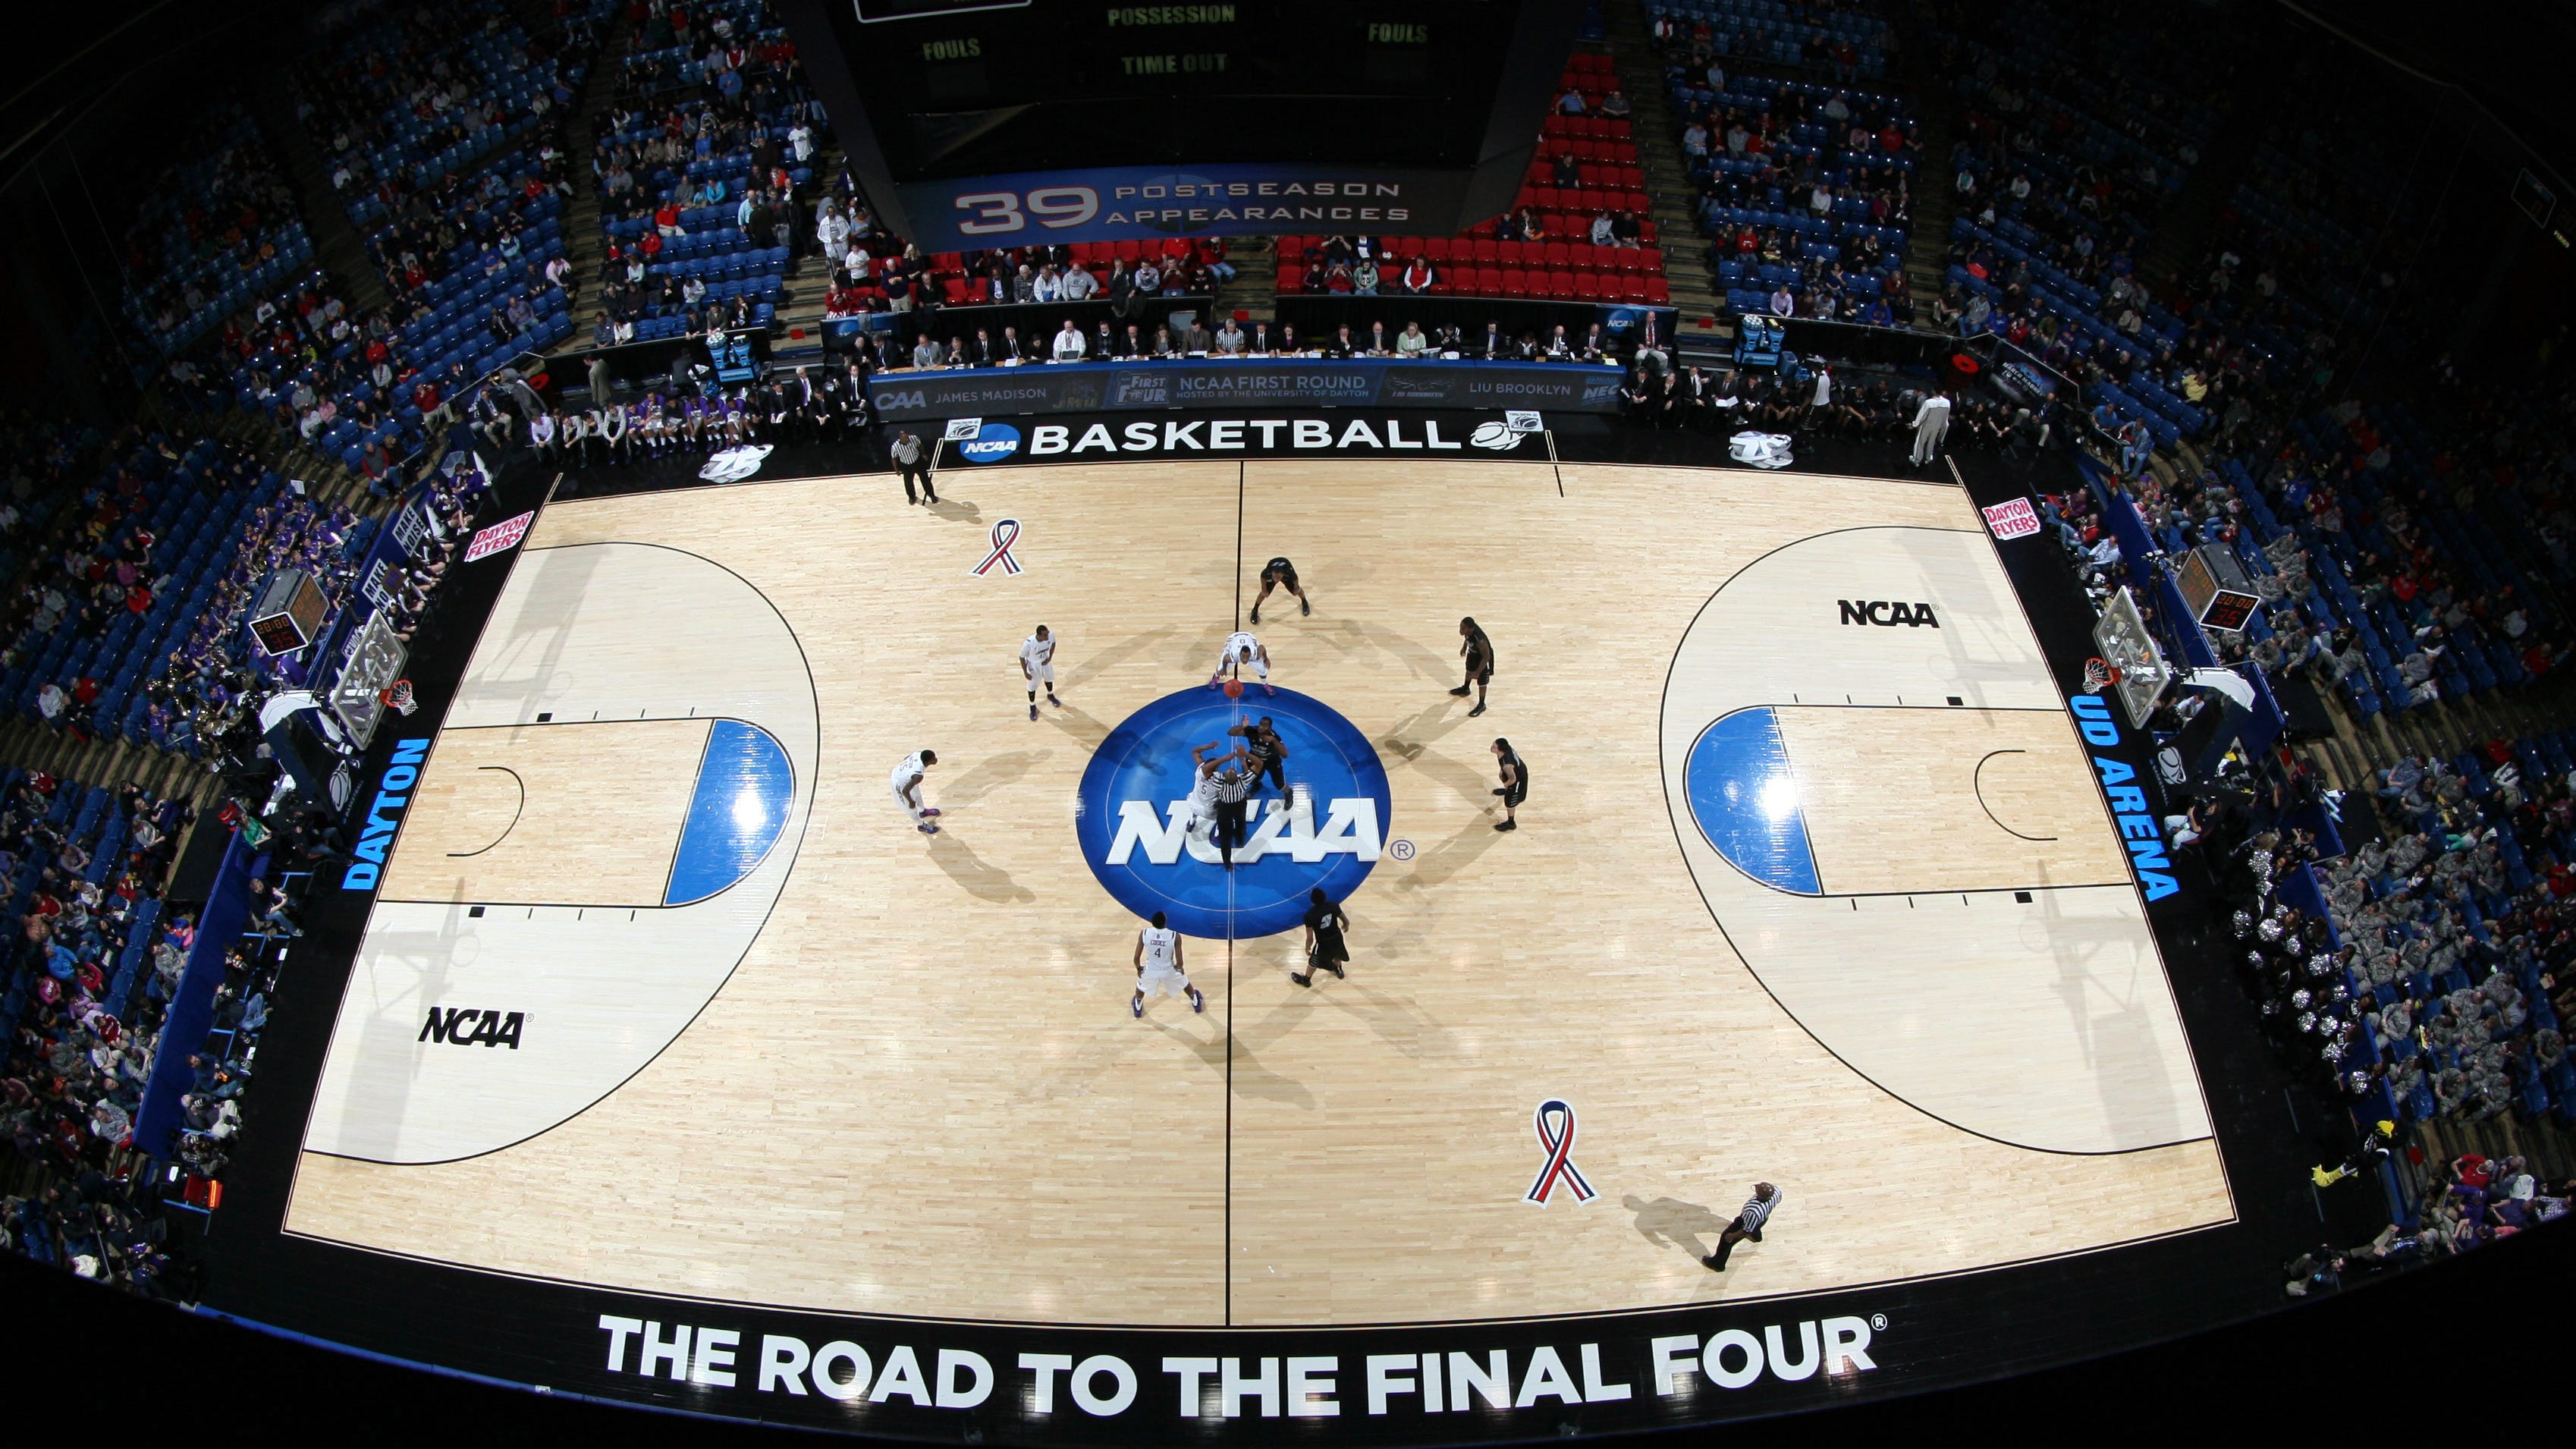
1326,618,1453,682
1063,627,1176,693
1318,976,1459,1061
942,750,1048,805
1154,1013,1315,1108
1390,816,1507,891
1045,704,1111,751
1378,708,1489,794
925,831,1035,902
1625,1195,1730,1259
925,496,984,526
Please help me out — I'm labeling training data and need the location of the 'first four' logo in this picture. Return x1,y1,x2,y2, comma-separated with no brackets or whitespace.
341,737,428,891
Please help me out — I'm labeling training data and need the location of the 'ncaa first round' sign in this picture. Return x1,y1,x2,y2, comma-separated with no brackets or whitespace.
1075,687,1390,938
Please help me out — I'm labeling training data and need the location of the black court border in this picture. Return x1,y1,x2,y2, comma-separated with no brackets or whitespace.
185,422,2386,1444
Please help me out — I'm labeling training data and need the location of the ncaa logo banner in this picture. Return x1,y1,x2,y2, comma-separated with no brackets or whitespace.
956,423,1023,463
1076,688,1391,937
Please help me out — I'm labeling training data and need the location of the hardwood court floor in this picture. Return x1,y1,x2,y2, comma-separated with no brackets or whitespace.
285,460,2232,1326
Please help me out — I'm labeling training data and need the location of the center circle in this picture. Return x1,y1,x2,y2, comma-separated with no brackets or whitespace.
1075,687,1391,938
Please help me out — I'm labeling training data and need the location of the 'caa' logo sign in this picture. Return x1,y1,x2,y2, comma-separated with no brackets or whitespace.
957,423,1022,462
1076,688,1392,937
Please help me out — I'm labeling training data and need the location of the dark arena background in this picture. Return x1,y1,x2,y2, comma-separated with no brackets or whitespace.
4,0,2576,1441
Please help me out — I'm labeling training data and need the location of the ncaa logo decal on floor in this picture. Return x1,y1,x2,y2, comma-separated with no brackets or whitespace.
1075,687,1390,938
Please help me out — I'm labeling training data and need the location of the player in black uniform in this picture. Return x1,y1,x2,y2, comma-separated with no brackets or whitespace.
1491,737,1527,831
1227,715,1293,809
1450,616,1494,717
1248,556,1309,624
1293,888,1349,988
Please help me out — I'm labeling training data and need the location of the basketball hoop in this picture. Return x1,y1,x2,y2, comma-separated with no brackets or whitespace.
379,679,419,716
2081,658,2123,694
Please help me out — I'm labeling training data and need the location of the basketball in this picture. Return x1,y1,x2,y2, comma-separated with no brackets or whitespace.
1224,680,1244,698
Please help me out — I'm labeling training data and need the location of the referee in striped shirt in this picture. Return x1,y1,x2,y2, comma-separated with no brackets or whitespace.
1212,754,1255,870
1703,1182,1780,1272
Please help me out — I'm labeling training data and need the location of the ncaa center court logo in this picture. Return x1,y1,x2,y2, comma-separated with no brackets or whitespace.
957,423,1022,462
1076,687,1391,938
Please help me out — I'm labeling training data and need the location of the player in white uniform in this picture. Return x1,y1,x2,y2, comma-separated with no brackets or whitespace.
1131,910,1205,1017
1183,740,1239,843
891,748,941,833
1207,630,1274,695
1020,624,1060,721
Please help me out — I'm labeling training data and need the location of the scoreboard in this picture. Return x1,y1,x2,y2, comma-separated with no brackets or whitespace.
778,0,1585,250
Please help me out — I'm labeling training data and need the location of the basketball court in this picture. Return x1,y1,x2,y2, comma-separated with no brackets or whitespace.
277,452,2232,1333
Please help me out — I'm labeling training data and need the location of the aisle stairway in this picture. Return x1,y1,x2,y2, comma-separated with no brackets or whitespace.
1887,5,1956,327
545,13,638,361
247,71,390,316
1215,237,1276,330
765,178,848,369
1609,1,1728,357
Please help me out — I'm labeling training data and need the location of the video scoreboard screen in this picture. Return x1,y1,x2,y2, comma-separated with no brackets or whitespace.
779,0,1584,250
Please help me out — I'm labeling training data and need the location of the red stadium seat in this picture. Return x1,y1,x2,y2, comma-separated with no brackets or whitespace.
1472,238,1501,265
1641,247,1665,273
1499,268,1530,297
1640,220,1659,244
1577,188,1607,213
1603,118,1632,140
1495,240,1525,266
1546,270,1576,299
1576,163,1605,188
1644,277,1670,304
1542,241,1571,269
1422,237,1452,262
1572,272,1601,301
1619,165,1645,190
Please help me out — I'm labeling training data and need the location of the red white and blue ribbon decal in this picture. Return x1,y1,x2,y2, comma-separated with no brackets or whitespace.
972,517,1024,577
1524,1098,1596,1205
